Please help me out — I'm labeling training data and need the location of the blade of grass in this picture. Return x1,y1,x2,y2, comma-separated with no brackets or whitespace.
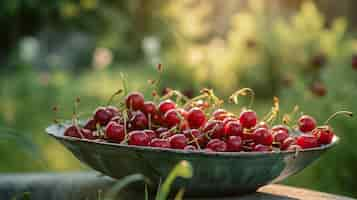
155,160,193,200
104,174,149,200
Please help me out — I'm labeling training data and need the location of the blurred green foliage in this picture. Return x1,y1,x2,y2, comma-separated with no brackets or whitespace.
1,0,357,198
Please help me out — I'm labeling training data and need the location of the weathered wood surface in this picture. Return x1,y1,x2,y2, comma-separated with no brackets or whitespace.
0,172,354,200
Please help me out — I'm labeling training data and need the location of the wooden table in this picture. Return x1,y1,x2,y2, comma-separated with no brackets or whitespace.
0,172,354,200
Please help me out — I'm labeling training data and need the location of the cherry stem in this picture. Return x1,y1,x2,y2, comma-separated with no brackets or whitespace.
106,89,123,106
160,89,189,105
151,63,163,102
72,97,80,126
262,96,279,124
324,111,353,125
183,88,222,110
229,88,255,108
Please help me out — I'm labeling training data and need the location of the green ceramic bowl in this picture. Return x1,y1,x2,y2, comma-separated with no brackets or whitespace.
46,124,339,197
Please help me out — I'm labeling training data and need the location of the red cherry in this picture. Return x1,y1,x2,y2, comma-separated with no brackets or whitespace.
253,128,273,146
94,107,112,125
105,121,125,143
164,109,182,127
183,129,207,147
352,54,357,70
256,122,269,129
130,111,148,130
158,100,176,114
298,115,317,133
212,109,228,120
280,137,296,150
150,138,171,148
310,81,327,97
141,101,157,116
81,128,97,140
84,119,97,131
203,120,224,139
206,139,227,152
187,107,206,129
222,117,238,126
128,130,150,146
226,136,242,152
64,125,82,138
155,127,168,135
296,134,319,149
184,145,197,151
144,130,157,140
311,53,326,68
106,106,119,118
239,110,257,129
169,134,188,149
272,125,289,134
253,144,272,152
224,121,243,137
313,126,335,145
125,92,145,110
273,130,289,144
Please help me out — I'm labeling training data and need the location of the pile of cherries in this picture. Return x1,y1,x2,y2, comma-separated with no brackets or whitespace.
63,91,349,152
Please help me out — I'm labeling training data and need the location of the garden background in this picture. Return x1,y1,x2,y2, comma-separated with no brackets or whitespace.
1,0,357,198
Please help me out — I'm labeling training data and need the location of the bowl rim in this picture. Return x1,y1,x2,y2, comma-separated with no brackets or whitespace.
46,123,339,157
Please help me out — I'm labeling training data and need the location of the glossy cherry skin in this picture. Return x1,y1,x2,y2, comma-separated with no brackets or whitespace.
94,107,112,125
184,145,197,151
141,101,157,117
130,111,148,130
81,128,97,140
313,126,334,145
206,139,227,152
224,121,243,137
253,144,272,152
128,130,150,146
298,115,317,133
280,137,297,150
106,106,119,119
187,107,206,129
105,121,125,143
203,120,225,139
64,125,82,138
183,129,207,147
169,134,188,149
273,129,289,144
226,136,242,152
158,100,176,114
222,117,238,126
150,138,171,148
125,92,145,110
155,127,168,135
144,130,157,141
164,109,181,127
296,134,319,149
239,110,257,129
256,122,269,129
212,109,228,121
253,128,273,146
84,119,97,131
272,125,289,134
